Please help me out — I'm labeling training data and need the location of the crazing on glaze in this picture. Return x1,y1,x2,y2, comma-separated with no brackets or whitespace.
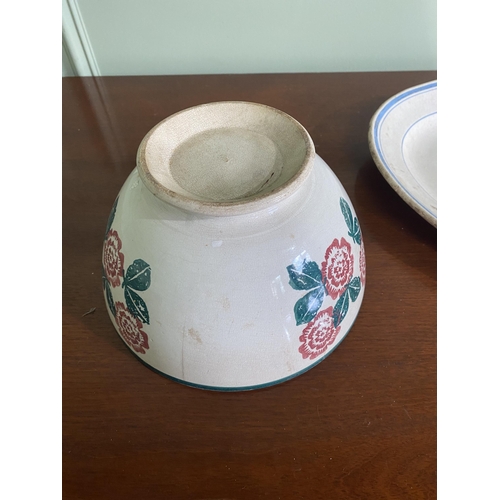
286,198,365,360
103,195,363,366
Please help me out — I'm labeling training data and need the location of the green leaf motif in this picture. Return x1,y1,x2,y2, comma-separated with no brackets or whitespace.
340,198,354,231
104,278,116,317
332,289,350,327
340,197,361,245
123,259,151,291
287,258,323,291
294,286,325,326
348,277,361,302
350,219,362,245
105,196,119,236
125,287,150,324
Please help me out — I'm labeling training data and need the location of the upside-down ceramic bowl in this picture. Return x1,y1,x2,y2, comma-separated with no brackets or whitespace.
102,102,366,390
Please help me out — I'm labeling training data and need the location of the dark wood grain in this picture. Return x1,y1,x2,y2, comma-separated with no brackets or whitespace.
63,72,437,500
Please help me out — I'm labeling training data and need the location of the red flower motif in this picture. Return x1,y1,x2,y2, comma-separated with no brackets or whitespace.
321,237,354,299
103,229,124,287
359,239,366,286
114,302,150,354
299,307,340,360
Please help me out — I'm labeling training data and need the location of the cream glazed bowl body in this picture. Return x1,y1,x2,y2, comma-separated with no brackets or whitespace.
102,102,366,390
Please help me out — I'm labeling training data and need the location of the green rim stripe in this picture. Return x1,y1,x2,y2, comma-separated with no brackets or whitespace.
114,307,361,392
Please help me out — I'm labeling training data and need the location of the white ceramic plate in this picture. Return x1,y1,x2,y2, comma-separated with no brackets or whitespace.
368,81,437,227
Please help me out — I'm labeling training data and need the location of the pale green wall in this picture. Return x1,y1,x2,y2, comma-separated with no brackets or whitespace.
62,42,76,77
77,0,436,76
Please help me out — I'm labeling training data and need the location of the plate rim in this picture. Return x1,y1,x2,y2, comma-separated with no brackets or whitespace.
368,80,437,227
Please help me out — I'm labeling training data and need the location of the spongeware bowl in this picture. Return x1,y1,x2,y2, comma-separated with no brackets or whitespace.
102,101,366,390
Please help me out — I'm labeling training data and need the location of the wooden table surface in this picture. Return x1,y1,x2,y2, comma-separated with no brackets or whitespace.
63,72,437,499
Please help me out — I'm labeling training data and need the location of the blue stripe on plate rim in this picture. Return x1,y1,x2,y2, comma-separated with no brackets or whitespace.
370,81,437,223
400,110,437,185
